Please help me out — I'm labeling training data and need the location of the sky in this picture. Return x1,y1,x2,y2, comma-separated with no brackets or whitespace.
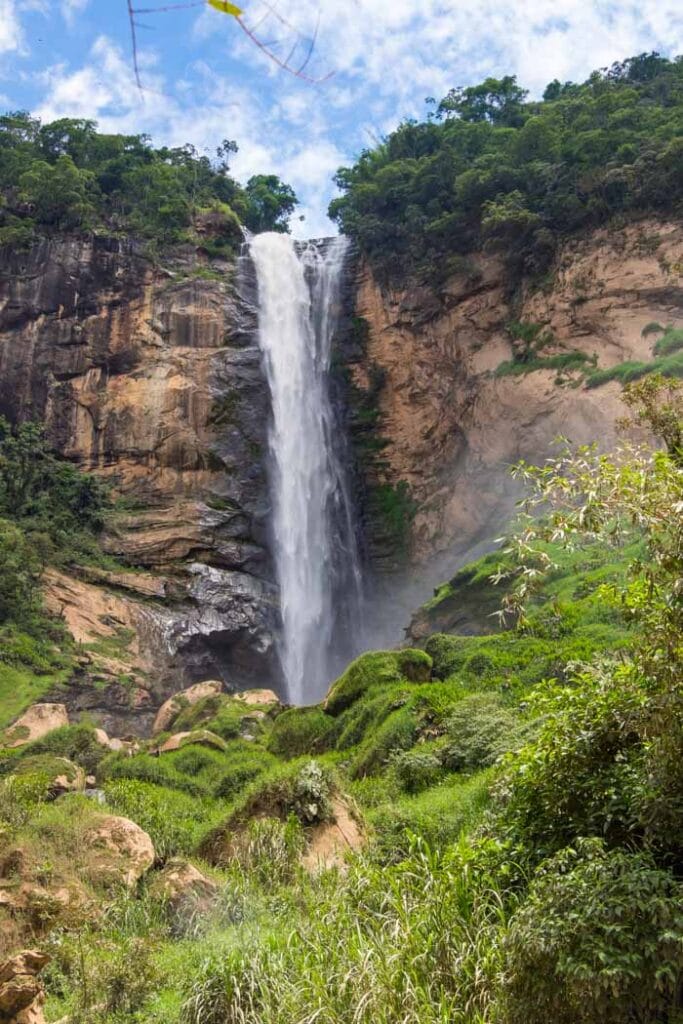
1,0,683,236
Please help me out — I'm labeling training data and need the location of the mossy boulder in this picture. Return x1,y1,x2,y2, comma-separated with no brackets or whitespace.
268,707,335,758
324,650,432,716
12,755,85,795
157,730,228,754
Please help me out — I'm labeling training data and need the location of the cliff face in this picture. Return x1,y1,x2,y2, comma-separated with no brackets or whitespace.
0,236,278,734
2,220,681,728
352,219,683,593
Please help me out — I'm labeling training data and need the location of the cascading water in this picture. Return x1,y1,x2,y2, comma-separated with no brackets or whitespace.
248,232,363,705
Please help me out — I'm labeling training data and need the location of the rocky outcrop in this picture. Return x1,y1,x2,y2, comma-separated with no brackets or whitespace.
3,705,69,749
153,680,223,735
349,219,683,622
0,950,49,1024
0,236,280,732
149,859,218,916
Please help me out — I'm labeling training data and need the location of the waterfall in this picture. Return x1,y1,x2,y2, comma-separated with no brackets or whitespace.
249,232,363,705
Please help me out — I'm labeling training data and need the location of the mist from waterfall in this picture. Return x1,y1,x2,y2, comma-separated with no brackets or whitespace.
249,232,363,705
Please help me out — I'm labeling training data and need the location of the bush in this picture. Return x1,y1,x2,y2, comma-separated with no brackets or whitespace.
22,724,108,776
388,749,442,794
503,840,683,1024
442,693,527,771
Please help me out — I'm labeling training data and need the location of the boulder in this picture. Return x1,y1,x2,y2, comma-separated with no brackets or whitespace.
152,681,223,735
301,797,365,874
157,730,227,754
3,705,69,749
235,688,280,707
150,859,218,915
0,950,49,1024
84,816,155,888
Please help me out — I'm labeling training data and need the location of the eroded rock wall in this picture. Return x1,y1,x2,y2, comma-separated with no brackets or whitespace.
0,236,278,733
352,219,683,601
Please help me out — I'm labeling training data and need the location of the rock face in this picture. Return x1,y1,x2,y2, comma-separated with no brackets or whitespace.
0,236,279,733
2,223,680,730
349,219,683,627
0,950,49,1024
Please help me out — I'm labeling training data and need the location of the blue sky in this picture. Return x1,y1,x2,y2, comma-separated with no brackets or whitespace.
1,0,683,236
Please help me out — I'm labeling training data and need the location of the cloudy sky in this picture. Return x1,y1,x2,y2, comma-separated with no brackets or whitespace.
2,0,683,235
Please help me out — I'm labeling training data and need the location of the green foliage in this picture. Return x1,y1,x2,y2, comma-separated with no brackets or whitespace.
103,778,223,860
325,649,432,715
267,706,334,758
367,481,417,552
653,325,683,356
19,724,108,776
330,54,683,283
242,174,298,233
503,839,683,1024
494,351,591,378
0,113,298,248
586,350,683,387
441,693,532,771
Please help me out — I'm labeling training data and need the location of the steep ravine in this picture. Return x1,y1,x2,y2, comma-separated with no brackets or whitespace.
1,220,681,728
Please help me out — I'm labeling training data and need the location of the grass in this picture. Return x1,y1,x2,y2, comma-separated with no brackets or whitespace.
494,351,592,378
0,663,72,732
586,350,683,387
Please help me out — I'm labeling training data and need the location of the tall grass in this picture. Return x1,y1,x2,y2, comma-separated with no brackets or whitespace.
181,837,515,1024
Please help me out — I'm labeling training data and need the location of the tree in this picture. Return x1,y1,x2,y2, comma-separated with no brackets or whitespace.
243,174,298,233
436,76,529,125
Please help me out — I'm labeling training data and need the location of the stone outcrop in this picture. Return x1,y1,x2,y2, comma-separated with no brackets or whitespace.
157,729,227,754
349,219,683,627
235,688,280,706
0,950,49,1024
152,680,223,735
3,705,69,749
149,859,218,916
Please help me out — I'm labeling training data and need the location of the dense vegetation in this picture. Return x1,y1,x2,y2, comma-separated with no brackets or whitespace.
330,52,683,283
1,377,680,1022
0,419,110,727
0,113,298,251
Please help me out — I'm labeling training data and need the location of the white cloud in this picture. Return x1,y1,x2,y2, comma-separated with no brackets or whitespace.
61,0,89,28
0,0,25,55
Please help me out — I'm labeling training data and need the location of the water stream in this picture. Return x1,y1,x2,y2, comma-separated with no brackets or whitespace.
249,232,363,704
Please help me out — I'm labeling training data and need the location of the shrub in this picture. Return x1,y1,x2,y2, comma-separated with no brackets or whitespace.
503,840,683,1024
388,749,442,794
23,724,108,776
442,693,527,771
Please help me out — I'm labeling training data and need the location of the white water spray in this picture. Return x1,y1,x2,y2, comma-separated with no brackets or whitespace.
249,232,362,705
